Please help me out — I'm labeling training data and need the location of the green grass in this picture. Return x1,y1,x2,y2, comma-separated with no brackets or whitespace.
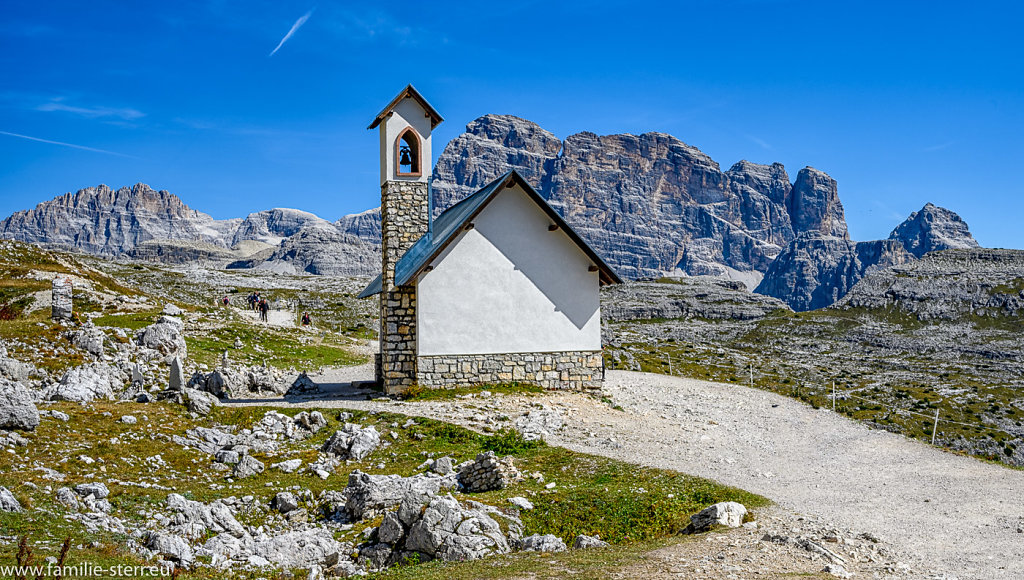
0,401,768,578
185,321,366,369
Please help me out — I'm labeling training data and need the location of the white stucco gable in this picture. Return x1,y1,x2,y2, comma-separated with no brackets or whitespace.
416,184,602,356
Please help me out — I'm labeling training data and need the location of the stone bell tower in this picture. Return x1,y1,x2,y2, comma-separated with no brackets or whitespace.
367,85,443,393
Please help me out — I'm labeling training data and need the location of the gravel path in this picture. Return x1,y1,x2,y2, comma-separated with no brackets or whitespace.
225,365,1024,579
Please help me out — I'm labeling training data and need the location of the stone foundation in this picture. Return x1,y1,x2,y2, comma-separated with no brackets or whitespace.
416,351,604,391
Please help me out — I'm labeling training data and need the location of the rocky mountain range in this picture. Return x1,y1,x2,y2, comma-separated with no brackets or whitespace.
0,116,983,309
755,203,981,311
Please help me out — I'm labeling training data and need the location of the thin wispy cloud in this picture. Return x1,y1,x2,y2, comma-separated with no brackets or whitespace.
270,9,314,56
36,100,144,121
924,141,954,152
0,130,136,158
745,134,772,150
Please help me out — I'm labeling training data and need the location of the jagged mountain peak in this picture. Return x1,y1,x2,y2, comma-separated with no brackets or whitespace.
888,202,979,258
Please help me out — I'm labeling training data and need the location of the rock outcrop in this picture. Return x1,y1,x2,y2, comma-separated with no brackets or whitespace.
837,248,1024,320
757,204,979,311
0,378,40,431
602,277,789,322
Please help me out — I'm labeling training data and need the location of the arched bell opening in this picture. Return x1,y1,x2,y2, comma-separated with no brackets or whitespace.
395,127,422,177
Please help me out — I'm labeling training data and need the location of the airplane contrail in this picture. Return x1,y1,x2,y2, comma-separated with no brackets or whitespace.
0,130,136,158
270,10,313,57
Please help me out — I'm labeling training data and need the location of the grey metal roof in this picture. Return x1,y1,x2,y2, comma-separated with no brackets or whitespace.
358,170,621,299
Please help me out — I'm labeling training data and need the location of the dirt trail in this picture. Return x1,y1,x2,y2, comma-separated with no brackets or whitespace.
224,365,1024,579
236,307,296,328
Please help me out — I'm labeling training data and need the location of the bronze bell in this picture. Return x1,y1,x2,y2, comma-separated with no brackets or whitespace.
399,145,413,166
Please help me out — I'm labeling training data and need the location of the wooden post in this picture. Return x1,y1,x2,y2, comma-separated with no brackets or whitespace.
749,363,753,387
832,381,836,411
667,353,672,375
932,408,940,445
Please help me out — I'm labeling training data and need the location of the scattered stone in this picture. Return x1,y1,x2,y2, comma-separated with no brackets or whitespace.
271,459,303,473
162,303,183,316
521,533,567,553
823,563,853,579
685,502,747,533
74,482,110,499
233,337,243,349
233,455,265,478
508,497,534,511
272,492,298,514
146,532,194,566
572,534,609,549
402,493,522,562
322,423,381,461
0,378,40,430
214,449,241,465
514,407,563,441
432,456,454,475
55,487,81,510
120,415,137,424
49,363,126,402
0,486,22,512
42,409,69,422
165,493,246,539
458,451,521,492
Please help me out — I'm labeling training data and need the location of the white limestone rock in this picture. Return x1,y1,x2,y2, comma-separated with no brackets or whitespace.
0,378,39,430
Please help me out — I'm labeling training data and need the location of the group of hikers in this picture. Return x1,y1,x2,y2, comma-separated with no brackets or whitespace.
220,291,312,328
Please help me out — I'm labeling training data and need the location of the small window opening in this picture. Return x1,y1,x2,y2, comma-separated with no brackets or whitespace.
396,128,421,177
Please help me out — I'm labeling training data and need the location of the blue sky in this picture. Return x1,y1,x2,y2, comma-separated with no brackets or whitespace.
1,0,1021,248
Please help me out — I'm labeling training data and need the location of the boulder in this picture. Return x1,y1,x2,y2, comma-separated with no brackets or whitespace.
137,316,187,358
0,354,34,383
162,304,184,316
0,378,40,430
165,493,246,539
403,494,520,562
68,324,107,357
508,497,534,511
572,534,609,549
322,423,381,461
146,532,194,565
344,470,457,520
74,482,110,499
0,486,22,512
49,363,126,402
200,528,344,570
270,458,303,473
183,388,218,416
272,492,298,514
233,455,264,479
521,534,567,553
685,501,747,533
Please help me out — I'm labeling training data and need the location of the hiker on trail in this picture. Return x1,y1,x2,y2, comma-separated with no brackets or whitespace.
259,298,269,322
222,296,230,307
301,312,312,327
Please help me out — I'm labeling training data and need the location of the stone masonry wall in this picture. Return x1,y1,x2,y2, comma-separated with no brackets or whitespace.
379,181,429,394
417,351,604,391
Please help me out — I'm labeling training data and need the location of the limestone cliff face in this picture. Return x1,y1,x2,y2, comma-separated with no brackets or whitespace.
228,224,380,276
430,114,848,281
756,204,979,311
335,208,382,243
0,184,238,256
755,236,913,312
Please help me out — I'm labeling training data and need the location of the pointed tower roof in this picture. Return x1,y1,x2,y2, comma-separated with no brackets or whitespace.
367,84,444,130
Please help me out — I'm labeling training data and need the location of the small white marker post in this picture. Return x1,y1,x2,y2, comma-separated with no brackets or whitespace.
832,381,836,411
667,353,672,375
749,363,754,387
932,408,940,445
